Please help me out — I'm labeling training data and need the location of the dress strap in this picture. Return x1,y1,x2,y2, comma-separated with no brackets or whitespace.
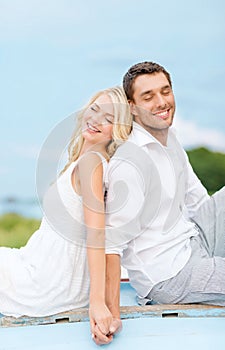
87,151,108,184
88,151,108,163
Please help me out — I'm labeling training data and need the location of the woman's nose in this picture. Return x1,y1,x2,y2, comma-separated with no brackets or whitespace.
90,112,105,125
90,113,101,124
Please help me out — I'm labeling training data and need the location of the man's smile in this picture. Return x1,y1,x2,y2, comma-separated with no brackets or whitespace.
152,109,170,119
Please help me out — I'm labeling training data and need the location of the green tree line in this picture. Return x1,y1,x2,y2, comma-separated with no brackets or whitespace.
187,147,225,194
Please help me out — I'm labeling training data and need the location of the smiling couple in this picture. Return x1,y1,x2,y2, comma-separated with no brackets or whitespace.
0,61,224,347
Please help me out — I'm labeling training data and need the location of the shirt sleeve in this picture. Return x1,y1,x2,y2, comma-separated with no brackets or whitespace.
105,157,145,256
183,150,210,218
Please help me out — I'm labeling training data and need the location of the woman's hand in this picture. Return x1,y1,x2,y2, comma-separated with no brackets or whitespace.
89,302,113,345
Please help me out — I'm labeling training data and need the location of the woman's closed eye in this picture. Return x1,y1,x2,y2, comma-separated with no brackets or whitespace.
105,116,114,124
90,105,98,112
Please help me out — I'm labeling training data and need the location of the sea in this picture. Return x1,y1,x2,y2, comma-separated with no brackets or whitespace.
0,198,42,219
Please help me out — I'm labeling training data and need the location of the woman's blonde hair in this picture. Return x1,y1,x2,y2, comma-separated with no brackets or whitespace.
61,86,132,173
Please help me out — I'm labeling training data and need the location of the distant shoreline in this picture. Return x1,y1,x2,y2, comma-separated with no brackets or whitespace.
0,198,42,219
1,147,224,218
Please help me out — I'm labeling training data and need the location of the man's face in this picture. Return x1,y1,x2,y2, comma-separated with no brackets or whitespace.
130,72,175,133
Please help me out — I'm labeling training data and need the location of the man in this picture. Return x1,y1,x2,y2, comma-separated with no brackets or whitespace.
93,61,225,344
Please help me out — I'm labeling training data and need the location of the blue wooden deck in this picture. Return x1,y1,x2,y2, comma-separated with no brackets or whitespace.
1,316,225,349
1,282,225,349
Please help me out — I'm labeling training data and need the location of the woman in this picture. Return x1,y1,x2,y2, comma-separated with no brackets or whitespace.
0,87,132,340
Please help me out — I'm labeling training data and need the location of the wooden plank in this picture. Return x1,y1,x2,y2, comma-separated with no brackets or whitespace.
1,303,225,328
1,282,225,327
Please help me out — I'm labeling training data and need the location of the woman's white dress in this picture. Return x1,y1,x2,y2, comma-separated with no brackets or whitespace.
0,153,107,317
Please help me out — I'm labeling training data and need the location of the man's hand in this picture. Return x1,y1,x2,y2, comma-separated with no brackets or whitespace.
109,318,122,335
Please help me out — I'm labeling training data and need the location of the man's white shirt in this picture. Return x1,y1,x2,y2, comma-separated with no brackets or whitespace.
105,122,209,298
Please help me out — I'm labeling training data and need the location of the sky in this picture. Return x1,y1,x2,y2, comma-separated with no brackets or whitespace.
0,0,225,199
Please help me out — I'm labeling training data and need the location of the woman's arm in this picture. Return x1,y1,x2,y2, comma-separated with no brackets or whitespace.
77,152,113,345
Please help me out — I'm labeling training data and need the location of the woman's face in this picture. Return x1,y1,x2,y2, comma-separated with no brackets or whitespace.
82,94,114,146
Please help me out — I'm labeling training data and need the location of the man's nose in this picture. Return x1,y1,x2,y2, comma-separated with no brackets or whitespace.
155,93,166,107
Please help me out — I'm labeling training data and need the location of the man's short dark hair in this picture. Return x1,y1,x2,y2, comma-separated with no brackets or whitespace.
123,61,172,100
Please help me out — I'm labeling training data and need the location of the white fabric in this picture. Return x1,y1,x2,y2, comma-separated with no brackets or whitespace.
0,152,107,317
105,122,209,298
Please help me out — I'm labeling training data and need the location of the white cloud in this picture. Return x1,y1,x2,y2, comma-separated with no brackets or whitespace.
174,115,225,152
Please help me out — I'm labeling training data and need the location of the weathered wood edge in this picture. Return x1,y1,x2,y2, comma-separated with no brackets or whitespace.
1,303,225,328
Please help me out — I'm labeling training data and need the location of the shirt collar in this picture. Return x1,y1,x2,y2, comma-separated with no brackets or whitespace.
129,121,177,147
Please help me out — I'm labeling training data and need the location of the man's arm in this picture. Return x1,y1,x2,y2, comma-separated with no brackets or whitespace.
105,254,122,334
91,253,121,345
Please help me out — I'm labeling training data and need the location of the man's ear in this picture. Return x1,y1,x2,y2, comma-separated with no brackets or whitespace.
129,100,138,117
